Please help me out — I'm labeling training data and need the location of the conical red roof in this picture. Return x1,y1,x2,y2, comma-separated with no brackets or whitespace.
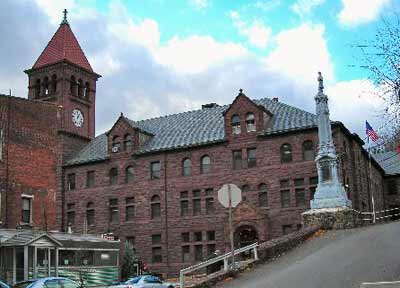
32,23,93,72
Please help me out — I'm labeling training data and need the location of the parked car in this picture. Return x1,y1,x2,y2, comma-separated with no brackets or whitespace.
12,277,80,288
109,275,175,288
0,279,10,288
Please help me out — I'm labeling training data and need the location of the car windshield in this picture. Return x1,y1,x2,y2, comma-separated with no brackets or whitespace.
126,277,141,284
13,281,35,288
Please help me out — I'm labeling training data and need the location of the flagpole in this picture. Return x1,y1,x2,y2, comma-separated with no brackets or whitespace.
367,136,376,224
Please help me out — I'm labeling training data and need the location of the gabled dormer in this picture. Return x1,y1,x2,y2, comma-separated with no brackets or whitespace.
223,89,273,140
106,113,153,156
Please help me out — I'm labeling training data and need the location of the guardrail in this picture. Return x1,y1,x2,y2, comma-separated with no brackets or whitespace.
352,207,400,222
179,242,258,288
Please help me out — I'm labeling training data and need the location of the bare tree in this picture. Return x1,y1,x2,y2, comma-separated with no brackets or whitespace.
354,14,400,149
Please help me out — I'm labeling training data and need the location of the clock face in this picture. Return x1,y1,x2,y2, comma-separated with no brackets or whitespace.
72,109,84,127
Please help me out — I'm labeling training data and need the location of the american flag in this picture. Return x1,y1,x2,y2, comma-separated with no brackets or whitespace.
366,121,379,142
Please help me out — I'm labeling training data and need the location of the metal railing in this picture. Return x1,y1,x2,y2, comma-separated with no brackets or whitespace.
179,242,258,288
352,207,400,222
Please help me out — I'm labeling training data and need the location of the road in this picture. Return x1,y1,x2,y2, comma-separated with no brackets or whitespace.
218,221,400,288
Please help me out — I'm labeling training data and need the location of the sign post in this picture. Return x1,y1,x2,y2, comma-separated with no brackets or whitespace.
218,184,242,270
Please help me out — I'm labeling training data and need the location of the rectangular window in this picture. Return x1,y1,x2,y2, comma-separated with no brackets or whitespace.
194,231,202,242
180,200,189,217
152,247,162,263
86,207,95,226
86,171,95,188
181,232,190,243
247,148,257,168
151,202,161,219
66,203,75,225
193,199,201,216
151,161,161,179
182,246,190,262
192,190,201,197
280,190,290,208
207,244,216,256
125,197,135,221
206,197,214,215
152,234,162,245
207,230,215,241
0,129,3,161
309,176,318,185
109,198,119,224
232,150,242,170
21,197,32,223
295,188,305,207
67,173,76,191
205,188,213,196
294,178,304,187
282,224,292,235
194,245,203,261
280,179,290,188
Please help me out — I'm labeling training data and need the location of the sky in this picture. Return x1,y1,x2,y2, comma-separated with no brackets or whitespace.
0,0,398,137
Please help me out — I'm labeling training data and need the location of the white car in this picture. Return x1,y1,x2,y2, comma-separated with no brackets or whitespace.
109,275,175,288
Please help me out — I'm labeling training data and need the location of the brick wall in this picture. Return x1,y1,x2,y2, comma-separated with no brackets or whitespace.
0,95,59,229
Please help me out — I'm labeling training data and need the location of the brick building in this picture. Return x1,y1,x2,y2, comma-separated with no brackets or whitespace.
1,13,399,278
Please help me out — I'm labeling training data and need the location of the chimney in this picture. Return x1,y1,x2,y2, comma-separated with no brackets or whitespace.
202,103,219,109
272,97,279,102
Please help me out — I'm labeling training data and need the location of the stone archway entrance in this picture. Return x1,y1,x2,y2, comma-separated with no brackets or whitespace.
234,225,259,249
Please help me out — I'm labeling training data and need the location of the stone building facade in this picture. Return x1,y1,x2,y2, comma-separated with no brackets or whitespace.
0,13,398,278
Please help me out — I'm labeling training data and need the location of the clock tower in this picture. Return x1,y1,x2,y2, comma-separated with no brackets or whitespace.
25,10,100,154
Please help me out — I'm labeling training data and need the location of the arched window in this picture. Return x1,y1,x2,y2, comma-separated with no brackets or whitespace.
84,81,90,98
112,136,121,152
35,79,41,98
125,166,134,183
43,77,49,96
200,155,211,174
51,74,57,94
182,158,192,176
78,79,84,98
86,202,95,226
124,134,133,151
70,76,76,96
246,112,256,132
258,183,268,207
302,140,315,161
109,168,118,185
241,185,250,193
280,143,293,163
151,195,161,219
231,115,241,135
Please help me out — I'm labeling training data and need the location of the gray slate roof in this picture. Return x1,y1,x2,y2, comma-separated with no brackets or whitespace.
373,151,400,176
66,97,319,166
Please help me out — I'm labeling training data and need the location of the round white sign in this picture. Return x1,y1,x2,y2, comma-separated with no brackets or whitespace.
218,184,242,208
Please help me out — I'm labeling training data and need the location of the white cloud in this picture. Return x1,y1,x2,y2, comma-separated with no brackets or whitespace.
326,79,384,135
189,0,209,10
338,0,391,27
34,0,76,24
266,23,334,85
230,12,272,49
154,35,248,74
254,0,281,11
291,0,325,18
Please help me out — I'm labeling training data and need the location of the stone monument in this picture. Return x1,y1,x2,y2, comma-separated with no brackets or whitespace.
302,72,355,229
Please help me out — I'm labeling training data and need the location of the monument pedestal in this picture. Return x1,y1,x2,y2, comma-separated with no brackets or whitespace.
302,207,359,230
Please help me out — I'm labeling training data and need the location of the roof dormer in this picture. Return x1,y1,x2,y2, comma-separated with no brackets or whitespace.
223,89,272,140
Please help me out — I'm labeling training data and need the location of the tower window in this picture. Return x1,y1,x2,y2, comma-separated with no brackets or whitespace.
43,77,49,96
231,115,241,135
35,79,41,98
51,74,57,94
246,112,256,132
123,134,133,151
78,79,84,98
84,81,90,98
112,136,121,152
70,76,76,96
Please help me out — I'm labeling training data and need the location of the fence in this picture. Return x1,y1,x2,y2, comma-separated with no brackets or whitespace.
179,242,258,288
353,207,400,223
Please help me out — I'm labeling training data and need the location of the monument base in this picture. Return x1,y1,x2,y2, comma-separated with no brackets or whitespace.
310,182,352,209
302,207,359,230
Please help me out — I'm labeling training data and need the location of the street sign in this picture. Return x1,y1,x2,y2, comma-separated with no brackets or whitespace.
217,184,242,271
218,184,242,208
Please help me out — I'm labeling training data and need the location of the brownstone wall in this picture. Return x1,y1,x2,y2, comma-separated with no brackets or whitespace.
0,95,59,229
